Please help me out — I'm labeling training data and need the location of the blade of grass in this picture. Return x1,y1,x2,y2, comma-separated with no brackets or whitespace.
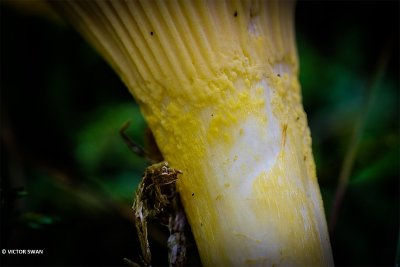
329,41,392,235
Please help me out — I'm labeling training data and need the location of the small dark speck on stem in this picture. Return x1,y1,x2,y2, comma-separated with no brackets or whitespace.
150,31,154,36
277,74,281,77
296,116,300,121
200,222,203,226
192,193,195,196
234,11,238,17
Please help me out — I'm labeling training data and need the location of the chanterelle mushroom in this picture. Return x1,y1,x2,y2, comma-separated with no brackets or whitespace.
51,1,334,266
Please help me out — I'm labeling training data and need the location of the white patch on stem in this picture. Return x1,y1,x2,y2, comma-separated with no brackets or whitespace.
209,79,281,197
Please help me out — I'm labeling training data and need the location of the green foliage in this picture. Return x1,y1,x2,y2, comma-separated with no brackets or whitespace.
1,1,398,266
20,212,59,230
74,103,147,174
297,2,398,265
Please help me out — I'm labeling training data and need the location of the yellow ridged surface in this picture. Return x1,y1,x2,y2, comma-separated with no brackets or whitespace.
51,1,334,266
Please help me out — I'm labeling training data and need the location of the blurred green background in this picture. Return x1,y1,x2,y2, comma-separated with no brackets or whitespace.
0,1,398,266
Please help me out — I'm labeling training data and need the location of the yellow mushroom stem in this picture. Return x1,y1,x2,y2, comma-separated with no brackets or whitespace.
51,1,334,266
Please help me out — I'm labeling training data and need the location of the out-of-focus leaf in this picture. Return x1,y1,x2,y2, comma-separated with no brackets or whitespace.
19,212,59,229
364,80,398,136
351,146,397,185
74,103,147,174
95,171,142,204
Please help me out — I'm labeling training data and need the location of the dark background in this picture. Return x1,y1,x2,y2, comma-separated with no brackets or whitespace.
1,1,398,266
